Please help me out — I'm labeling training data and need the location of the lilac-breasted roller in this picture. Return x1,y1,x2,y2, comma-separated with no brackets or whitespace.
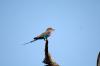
24,27,55,45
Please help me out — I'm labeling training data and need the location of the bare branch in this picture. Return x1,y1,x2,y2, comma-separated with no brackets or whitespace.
43,40,59,66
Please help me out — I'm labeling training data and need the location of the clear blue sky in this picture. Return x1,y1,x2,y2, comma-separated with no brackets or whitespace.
0,0,100,66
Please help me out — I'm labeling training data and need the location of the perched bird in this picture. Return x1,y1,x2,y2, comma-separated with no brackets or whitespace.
24,27,55,45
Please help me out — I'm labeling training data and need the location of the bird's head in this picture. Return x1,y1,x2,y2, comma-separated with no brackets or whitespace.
46,27,55,32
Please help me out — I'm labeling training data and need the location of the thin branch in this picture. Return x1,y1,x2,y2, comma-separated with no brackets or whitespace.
43,40,59,66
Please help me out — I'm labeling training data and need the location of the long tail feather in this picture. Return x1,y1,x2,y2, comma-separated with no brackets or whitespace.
23,40,36,45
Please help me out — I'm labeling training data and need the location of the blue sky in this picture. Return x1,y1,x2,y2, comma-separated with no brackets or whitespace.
0,0,100,66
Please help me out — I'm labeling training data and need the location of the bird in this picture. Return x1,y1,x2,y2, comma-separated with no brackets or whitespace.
23,27,55,45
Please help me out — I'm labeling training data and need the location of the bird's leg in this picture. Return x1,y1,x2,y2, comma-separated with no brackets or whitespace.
43,36,48,41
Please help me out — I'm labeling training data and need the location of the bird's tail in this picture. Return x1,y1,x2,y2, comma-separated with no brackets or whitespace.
23,39,36,45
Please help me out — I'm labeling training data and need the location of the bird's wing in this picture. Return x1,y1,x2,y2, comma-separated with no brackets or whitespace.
37,32,46,37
